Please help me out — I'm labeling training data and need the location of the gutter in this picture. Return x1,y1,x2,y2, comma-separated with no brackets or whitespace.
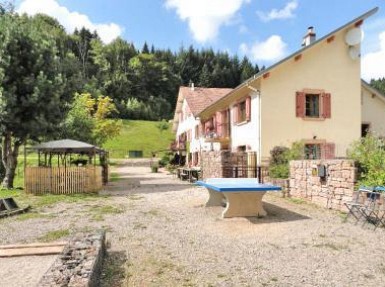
246,85,262,166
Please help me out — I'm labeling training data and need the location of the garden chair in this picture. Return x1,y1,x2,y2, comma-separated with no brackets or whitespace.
344,187,369,223
359,189,385,230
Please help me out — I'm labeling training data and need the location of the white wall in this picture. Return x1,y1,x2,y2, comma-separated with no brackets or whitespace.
176,99,219,154
230,92,260,154
362,86,385,136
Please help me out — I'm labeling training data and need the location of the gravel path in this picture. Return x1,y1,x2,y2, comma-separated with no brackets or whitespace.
1,161,385,286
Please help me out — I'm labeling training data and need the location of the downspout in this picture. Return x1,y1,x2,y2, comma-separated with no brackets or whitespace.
246,84,262,166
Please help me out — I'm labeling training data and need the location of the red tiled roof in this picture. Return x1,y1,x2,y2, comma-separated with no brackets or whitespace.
179,87,232,116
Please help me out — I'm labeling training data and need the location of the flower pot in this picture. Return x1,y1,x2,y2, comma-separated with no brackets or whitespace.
151,166,158,173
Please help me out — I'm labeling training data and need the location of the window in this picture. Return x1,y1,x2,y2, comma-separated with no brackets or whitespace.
304,142,335,159
305,144,321,159
361,123,370,137
305,94,320,117
233,96,251,124
296,91,331,119
238,101,247,122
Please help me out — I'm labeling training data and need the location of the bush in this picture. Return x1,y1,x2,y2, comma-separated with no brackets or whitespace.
270,146,290,165
269,164,289,179
158,153,171,167
269,142,304,179
348,134,385,186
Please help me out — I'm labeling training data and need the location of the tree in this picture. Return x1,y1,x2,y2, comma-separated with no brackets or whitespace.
142,42,150,54
62,93,122,146
370,78,385,95
0,13,67,188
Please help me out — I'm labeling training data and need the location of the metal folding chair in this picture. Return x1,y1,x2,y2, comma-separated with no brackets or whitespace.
344,188,367,223
359,190,385,230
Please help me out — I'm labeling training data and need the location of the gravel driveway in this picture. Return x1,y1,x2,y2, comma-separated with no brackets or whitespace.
1,160,385,286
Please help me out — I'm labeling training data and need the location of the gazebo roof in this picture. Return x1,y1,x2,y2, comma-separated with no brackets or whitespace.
31,139,103,153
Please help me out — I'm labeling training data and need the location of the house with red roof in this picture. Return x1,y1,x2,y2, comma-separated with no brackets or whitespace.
172,85,232,166
172,7,385,169
195,8,385,165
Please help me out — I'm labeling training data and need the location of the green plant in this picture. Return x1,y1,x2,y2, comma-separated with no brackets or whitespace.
158,153,171,167
348,134,385,186
269,142,304,179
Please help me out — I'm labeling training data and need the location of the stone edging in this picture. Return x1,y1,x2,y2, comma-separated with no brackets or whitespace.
38,230,106,287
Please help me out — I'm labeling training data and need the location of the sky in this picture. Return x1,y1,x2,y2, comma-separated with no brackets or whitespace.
14,0,385,81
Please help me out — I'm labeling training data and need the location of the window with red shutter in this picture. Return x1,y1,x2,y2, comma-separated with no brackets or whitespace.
297,91,331,119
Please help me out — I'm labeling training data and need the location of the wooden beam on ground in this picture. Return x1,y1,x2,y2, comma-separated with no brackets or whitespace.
0,242,66,258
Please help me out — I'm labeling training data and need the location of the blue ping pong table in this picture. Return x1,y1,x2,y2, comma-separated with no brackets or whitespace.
196,178,281,218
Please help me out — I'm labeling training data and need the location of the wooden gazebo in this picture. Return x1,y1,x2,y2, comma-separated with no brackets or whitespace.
24,139,108,195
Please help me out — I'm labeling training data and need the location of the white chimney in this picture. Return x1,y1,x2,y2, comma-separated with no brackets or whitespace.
190,82,195,91
302,26,316,47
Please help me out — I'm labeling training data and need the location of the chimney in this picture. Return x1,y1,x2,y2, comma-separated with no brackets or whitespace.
190,82,195,91
302,26,316,47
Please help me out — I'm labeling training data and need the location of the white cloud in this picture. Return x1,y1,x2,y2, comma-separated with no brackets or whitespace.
362,31,385,80
17,0,123,44
240,35,287,62
165,0,250,43
257,0,298,22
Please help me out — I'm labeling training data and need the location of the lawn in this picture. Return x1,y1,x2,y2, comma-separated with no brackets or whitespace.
103,120,175,158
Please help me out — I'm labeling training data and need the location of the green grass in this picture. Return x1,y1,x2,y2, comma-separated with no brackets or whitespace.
88,204,125,221
103,120,174,158
38,229,70,242
0,188,99,209
286,197,307,205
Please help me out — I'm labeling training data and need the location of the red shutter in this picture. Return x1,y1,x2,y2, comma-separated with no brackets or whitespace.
322,92,331,118
296,92,305,117
245,96,251,121
216,112,222,137
232,104,238,123
322,143,335,159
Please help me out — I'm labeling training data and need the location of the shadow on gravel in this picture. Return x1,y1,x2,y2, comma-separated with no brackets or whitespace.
102,183,192,196
100,251,126,287
247,202,310,224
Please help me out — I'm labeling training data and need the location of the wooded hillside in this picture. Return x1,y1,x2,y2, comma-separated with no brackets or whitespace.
3,12,259,121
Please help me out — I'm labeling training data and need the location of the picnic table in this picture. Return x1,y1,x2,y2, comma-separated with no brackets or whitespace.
196,178,281,218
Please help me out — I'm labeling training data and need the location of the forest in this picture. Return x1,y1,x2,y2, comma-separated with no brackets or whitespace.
1,12,260,122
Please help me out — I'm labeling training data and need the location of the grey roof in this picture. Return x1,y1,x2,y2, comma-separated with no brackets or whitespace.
198,7,379,116
31,139,103,153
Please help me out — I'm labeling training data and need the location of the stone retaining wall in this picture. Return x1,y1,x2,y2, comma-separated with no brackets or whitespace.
201,151,247,179
39,230,106,287
289,160,357,211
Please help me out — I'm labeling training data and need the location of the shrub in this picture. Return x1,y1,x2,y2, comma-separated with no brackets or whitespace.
269,142,304,179
158,153,171,167
347,134,385,186
270,146,290,165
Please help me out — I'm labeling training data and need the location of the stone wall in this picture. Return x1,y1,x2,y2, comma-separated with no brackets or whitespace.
289,160,357,211
201,151,247,179
39,230,106,287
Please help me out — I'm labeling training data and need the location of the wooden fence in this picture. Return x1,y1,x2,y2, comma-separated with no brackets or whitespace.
25,166,103,195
